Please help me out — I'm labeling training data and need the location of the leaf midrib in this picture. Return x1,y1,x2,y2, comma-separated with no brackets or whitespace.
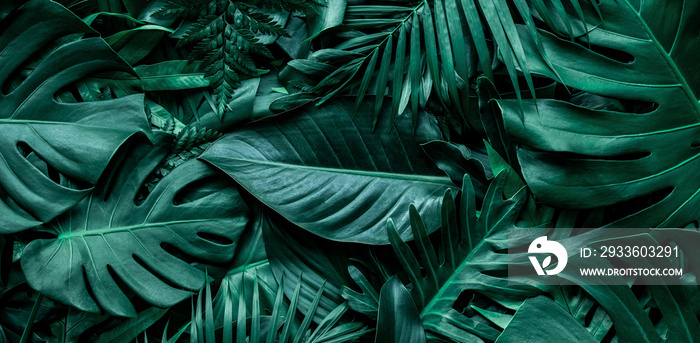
57,218,215,239
225,157,454,185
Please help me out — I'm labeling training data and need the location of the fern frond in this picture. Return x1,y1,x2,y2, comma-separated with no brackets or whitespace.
158,0,318,117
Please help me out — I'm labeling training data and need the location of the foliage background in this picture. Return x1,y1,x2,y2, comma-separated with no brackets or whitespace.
1,0,699,342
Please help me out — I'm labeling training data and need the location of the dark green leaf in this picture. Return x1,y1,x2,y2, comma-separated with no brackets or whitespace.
0,0,149,232
375,276,426,343
199,97,456,244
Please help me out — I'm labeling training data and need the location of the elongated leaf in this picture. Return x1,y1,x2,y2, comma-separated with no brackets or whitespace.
390,24,408,123
89,61,209,96
352,48,378,117
199,97,456,244
458,0,492,80
0,0,149,232
132,61,208,91
434,0,461,115
21,136,249,316
373,35,393,128
500,0,700,228
375,277,426,343
409,12,421,125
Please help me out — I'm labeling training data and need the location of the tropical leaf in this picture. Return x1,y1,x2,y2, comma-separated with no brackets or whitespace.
199,97,457,244
21,136,249,317
0,0,149,232
4,0,700,342
397,174,529,342
495,296,597,342
375,276,427,343
551,229,700,342
499,0,700,228
345,173,700,342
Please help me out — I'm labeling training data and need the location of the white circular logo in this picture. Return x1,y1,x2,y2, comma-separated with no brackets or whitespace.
528,236,568,275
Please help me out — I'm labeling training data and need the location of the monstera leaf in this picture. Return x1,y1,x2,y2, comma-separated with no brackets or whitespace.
0,0,149,232
499,0,700,227
21,136,249,317
200,97,456,244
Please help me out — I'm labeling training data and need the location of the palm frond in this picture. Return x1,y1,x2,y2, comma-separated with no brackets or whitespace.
175,273,372,342
288,0,475,129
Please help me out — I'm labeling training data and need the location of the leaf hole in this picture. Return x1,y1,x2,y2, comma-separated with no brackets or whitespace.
452,290,474,314
569,91,659,114
583,302,600,327
691,141,700,148
16,142,32,158
106,264,136,300
18,141,60,183
132,253,187,291
601,327,617,342
161,242,199,265
82,266,104,314
481,269,508,278
573,39,635,64
173,176,227,206
16,141,88,188
601,187,674,225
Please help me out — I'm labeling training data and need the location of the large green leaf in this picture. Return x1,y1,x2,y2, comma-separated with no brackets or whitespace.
495,296,597,342
21,136,249,317
0,0,150,232
199,97,456,244
500,0,700,227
